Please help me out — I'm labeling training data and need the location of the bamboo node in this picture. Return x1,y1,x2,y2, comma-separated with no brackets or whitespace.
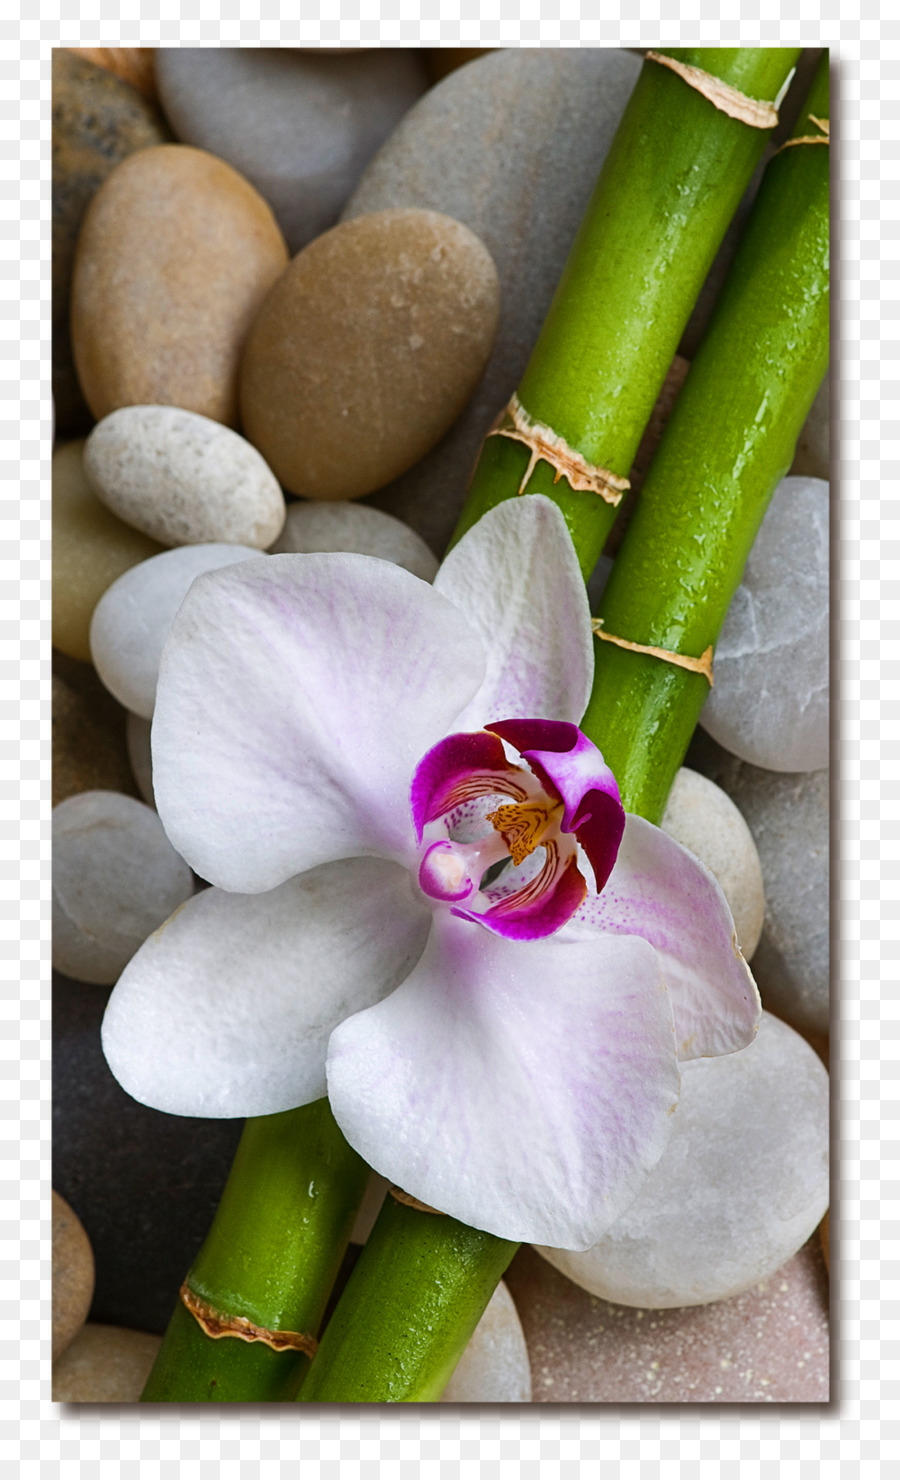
646,51,780,129
389,1186,446,1215
179,1283,319,1356
591,618,715,686
486,393,629,505
776,113,830,152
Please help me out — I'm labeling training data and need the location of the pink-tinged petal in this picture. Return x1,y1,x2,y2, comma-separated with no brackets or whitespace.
152,553,486,892
327,911,680,1249
434,497,593,732
566,814,761,1060
453,843,588,941
410,730,523,843
101,857,431,1118
486,719,625,892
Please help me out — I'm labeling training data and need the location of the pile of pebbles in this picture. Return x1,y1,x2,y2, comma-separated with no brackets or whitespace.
52,46,829,1403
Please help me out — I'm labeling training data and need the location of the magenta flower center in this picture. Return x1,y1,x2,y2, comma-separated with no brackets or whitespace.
410,719,626,942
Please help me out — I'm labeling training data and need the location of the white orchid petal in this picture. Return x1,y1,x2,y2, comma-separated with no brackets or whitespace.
567,814,761,1060
101,858,432,1118
435,497,593,731
327,911,680,1250
152,553,486,891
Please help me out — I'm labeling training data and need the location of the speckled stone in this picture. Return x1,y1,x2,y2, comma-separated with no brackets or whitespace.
240,209,500,500
661,766,765,960
505,1238,828,1402
53,440,163,663
52,50,171,437
70,144,288,427
440,1281,531,1403
269,501,438,581
85,407,285,550
53,1190,96,1361
341,47,642,554
52,652,139,807
536,1014,829,1309
685,728,829,1038
52,969,244,1334
155,48,429,253
53,1323,162,1403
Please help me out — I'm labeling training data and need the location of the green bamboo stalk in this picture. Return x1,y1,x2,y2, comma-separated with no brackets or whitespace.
296,53,829,1405
141,1099,370,1402
582,52,829,823
296,1195,517,1403
451,46,801,580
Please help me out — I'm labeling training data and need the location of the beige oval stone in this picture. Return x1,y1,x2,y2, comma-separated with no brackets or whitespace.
53,1323,162,1402
53,1191,96,1361
240,208,500,499
53,440,163,663
71,144,288,427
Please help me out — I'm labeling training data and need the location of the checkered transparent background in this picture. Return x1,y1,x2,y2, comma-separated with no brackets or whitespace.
13,2,897,1473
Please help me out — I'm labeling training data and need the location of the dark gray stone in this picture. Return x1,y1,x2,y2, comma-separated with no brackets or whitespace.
341,47,643,557
155,48,430,255
52,970,243,1334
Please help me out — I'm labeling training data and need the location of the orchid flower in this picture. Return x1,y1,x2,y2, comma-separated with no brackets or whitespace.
101,497,760,1251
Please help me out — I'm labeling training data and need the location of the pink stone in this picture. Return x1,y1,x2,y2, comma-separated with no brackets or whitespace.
504,1237,828,1402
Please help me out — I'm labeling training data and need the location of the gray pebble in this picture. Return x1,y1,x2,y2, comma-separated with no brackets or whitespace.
700,476,829,773
270,501,438,581
535,1013,829,1307
84,405,286,550
342,47,642,555
53,791,194,985
685,729,829,1037
155,48,429,253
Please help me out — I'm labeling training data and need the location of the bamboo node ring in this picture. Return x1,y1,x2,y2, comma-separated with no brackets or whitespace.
486,394,629,505
388,1186,446,1215
646,51,780,129
591,618,715,686
179,1283,319,1355
776,113,830,152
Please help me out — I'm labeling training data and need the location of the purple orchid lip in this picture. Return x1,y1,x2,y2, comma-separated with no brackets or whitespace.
486,718,625,894
409,718,625,940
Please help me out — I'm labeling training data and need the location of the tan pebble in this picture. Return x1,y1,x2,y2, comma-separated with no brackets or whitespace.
53,440,163,663
240,208,500,499
52,50,171,438
71,144,288,427
67,47,159,101
52,661,138,807
53,1323,162,1402
53,1191,95,1361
